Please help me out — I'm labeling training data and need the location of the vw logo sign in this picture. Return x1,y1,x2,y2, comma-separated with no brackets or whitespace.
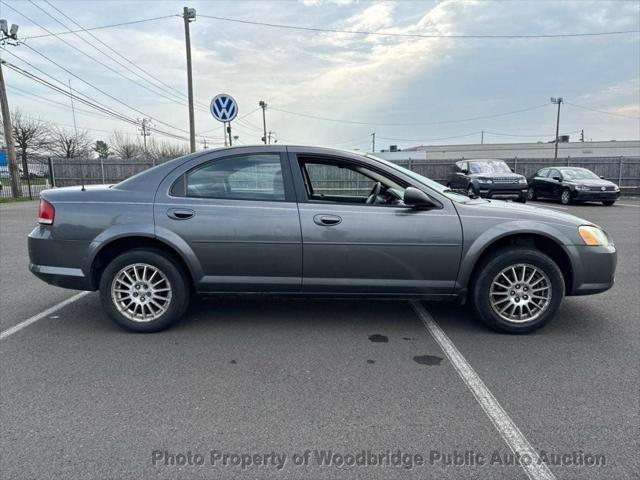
210,94,238,123
601,186,606,191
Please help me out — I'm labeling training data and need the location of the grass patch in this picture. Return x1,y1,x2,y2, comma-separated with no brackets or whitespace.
0,196,37,204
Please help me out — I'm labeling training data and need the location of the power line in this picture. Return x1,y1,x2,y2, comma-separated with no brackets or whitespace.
20,14,178,40
197,107,262,135
2,59,192,142
5,2,195,133
269,103,550,126
565,101,639,120
377,132,481,142
41,1,191,105
198,14,640,39
27,0,192,109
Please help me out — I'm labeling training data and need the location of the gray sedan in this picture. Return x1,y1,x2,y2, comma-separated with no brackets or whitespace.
28,146,616,333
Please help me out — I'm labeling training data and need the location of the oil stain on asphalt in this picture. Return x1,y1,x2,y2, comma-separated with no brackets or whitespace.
368,334,389,343
413,355,443,366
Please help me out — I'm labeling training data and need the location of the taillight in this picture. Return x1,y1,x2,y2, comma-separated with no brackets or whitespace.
38,198,55,225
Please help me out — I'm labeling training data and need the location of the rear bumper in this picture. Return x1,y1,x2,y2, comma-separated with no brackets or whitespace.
28,227,95,291
567,244,617,295
29,263,94,290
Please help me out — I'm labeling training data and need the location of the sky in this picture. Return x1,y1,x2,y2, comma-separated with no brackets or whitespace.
1,0,639,152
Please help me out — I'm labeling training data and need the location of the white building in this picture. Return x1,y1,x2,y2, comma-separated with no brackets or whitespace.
373,140,640,162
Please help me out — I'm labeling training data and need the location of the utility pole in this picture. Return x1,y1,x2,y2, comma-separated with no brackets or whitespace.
371,132,375,152
183,7,196,153
139,118,152,154
259,100,267,144
0,19,21,197
580,129,584,142
267,131,276,144
481,130,484,145
550,97,563,162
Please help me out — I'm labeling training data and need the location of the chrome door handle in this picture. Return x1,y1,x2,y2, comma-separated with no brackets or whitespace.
167,208,195,220
313,214,342,226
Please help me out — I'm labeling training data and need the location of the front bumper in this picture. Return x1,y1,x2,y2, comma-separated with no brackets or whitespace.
478,184,528,199
573,190,620,202
567,244,617,295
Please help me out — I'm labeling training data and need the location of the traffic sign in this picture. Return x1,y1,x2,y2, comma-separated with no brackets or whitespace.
210,94,238,123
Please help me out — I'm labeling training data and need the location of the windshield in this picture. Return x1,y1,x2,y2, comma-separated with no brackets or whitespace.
468,160,511,174
365,154,472,202
561,168,600,180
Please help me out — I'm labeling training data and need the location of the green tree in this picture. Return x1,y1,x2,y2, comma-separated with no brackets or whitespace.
93,140,110,159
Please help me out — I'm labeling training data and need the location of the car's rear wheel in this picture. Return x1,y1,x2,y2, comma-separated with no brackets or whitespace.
560,188,572,205
602,200,615,206
99,249,190,332
471,247,564,334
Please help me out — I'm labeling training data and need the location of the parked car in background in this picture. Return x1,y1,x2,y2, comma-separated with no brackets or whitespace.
447,159,528,202
527,167,620,206
29,146,616,334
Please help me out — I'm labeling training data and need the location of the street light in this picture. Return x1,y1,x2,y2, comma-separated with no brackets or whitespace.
550,97,563,162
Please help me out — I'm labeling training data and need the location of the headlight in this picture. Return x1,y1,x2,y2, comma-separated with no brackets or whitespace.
578,225,609,246
518,178,527,184
575,184,590,191
613,185,620,192
478,178,493,184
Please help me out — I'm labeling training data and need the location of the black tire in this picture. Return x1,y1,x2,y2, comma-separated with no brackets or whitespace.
602,201,615,206
467,184,476,198
560,188,572,205
470,247,565,334
99,248,190,333
526,187,537,201
514,194,527,203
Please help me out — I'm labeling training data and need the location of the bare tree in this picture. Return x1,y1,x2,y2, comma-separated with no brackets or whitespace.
110,131,141,160
147,138,189,164
12,109,51,176
50,127,91,159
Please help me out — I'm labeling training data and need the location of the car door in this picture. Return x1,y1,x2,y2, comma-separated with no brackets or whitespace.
531,168,549,196
547,169,564,199
154,147,302,293
287,148,463,296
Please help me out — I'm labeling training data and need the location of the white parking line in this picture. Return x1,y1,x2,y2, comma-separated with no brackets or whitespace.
616,203,640,208
411,301,556,480
0,292,90,340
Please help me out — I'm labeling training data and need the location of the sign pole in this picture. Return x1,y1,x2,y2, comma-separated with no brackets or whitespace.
228,122,233,146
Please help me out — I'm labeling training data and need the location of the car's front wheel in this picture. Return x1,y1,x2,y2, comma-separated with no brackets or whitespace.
99,249,190,332
471,247,564,334
560,188,572,205
527,187,536,201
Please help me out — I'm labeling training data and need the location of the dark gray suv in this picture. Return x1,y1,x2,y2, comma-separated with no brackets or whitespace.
28,146,616,334
447,159,528,202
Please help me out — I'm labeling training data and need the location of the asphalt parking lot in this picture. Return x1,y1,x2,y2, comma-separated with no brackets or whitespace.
1,198,639,480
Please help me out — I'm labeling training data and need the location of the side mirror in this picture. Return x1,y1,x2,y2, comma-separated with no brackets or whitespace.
552,176,562,181
460,169,469,175
600,175,605,179
404,187,438,209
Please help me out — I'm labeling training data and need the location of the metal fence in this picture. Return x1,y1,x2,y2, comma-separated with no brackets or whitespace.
0,157,53,200
2,154,639,198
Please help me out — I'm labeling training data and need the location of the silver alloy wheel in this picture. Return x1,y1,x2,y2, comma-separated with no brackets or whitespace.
111,263,172,323
561,189,571,205
489,263,552,323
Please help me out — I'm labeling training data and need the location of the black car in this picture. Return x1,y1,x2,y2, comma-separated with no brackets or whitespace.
447,159,528,202
526,167,620,206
